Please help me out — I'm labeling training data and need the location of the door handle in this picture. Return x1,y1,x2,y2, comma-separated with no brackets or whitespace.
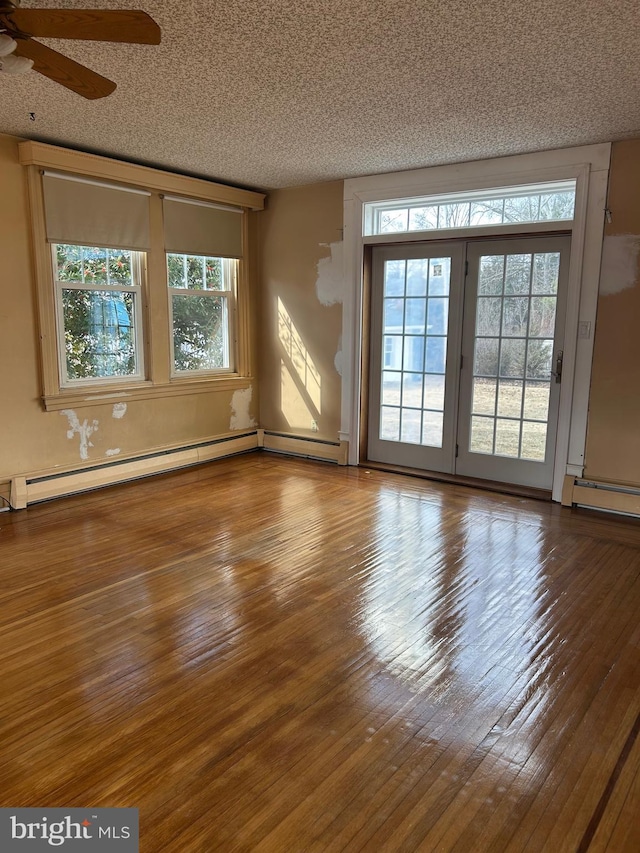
551,350,563,384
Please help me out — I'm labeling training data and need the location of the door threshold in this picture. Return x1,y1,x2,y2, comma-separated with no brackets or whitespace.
362,460,552,501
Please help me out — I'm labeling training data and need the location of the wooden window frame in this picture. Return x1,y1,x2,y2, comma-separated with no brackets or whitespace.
20,140,265,412
167,254,237,378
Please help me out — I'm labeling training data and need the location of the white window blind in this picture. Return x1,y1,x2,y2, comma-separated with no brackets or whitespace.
163,196,243,259
42,172,151,250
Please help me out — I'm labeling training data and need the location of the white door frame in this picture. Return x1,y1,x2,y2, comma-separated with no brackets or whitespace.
341,144,611,501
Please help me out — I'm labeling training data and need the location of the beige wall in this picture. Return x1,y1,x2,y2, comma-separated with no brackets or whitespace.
0,133,258,491
259,181,343,442
585,139,640,486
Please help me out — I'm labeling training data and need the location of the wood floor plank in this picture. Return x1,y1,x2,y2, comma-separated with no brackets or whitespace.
0,453,639,851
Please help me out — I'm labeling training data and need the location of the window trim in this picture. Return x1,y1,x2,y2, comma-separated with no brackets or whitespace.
364,179,577,237
167,254,237,378
52,244,147,388
20,140,264,410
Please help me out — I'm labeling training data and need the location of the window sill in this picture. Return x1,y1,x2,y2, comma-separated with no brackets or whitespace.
42,375,252,412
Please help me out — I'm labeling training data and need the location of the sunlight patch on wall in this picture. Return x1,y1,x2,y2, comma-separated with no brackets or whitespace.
280,359,315,430
278,297,321,412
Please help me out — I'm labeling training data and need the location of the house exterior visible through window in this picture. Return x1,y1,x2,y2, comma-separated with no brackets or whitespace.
54,244,144,385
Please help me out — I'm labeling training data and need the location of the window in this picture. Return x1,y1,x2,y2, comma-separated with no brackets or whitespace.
364,180,577,237
20,140,264,408
167,254,236,374
54,244,144,385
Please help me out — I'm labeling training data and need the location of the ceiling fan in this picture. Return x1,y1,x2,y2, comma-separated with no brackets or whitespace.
0,1,161,99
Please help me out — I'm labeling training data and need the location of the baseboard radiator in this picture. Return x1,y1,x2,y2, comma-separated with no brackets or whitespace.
10,431,259,509
562,476,640,517
259,430,348,465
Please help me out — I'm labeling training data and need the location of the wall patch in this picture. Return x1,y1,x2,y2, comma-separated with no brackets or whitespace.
230,387,257,430
334,334,343,376
599,234,640,295
112,402,128,419
60,409,99,461
316,241,344,306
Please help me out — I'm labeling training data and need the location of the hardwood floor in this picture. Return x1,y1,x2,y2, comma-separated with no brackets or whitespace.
1,452,639,852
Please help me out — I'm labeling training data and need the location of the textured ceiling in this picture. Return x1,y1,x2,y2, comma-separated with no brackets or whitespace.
1,0,639,190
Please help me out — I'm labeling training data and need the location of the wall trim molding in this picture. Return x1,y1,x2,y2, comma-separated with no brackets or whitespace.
19,140,265,211
42,376,253,411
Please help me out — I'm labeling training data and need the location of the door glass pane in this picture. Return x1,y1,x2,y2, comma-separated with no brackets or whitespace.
472,378,497,415
495,418,521,457
425,337,446,373
381,406,400,440
381,371,401,406
384,299,404,332
532,253,559,294
383,335,402,370
383,260,405,296
379,256,451,448
497,380,523,417
502,298,529,336
467,251,560,464
402,373,423,408
526,340,553,378
529,297,556,337
476,298,502,335
523,381,550,421
405,298,426,333
478,255,504,294
470,415,495,454
401,409,422,443
427,298,448,335
422,411,444,448
504,254,531,294
499,339,526,377
521,421,548,460
474,338,499,376
424,374,445,410
428,258,450,296
403,336,424,371
406,259,428,295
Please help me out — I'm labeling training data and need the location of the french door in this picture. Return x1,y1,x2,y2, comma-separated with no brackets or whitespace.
368,235,570,490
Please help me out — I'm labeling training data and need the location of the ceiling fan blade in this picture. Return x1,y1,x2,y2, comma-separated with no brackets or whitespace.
2,9,161,44
13,38,116,99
